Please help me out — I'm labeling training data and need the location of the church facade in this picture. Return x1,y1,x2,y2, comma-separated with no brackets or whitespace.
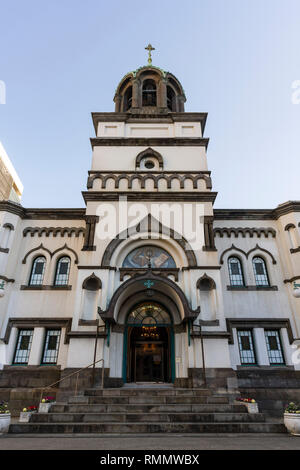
1,59,300,395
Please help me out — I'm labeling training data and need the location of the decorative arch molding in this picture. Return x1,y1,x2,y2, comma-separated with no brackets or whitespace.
52,243,79,264
247,244,277,265
22,243,79,264
87,172,212,191
22,243,52,264
100,214,197,268
135,148,164,169
196,274,216,290
82,273,102,291
214,227,276,238
285,223,296,231
219,244,247,265
23,226,85,237
3,223,14,231
98,269,199,324
219,243,277,265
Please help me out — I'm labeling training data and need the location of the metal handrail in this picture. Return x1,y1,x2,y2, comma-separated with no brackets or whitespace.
37,358,105,402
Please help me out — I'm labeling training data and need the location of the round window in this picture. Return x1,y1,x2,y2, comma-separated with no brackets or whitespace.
144,160,155,169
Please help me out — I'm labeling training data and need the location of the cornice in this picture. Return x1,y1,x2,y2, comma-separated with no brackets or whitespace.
91,112,208,134
214,201,300,220
82,191,218,203
90,137,209,148
0,201,85,220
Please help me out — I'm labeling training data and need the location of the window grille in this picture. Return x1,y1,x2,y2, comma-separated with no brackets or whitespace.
13,329,33,364
228,257,245,286
265,330,285,365
29,256,46,285
237,330,256,364
54,257,70,285
41,329,61,364
252,257,269,286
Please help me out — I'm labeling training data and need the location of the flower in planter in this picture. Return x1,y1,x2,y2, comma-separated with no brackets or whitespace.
0,401,10,414
41,396,55,404
23,406,37,412
285,402,300,413
236,397,256,403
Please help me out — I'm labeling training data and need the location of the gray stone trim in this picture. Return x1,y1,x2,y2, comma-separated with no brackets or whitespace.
182,266,221,270
22,243,79,264
196,274,216,290
219,243,277,265
0,247,9,253
67,331,107,339
0,201,85,220
1,317,72,344
119,267,179,281
20,285,72,290
101,214,197,268
214,227,276,238
290,247,300,254
285,223,296,231
0,275,15,283
82,191,217,203
226,318,294,344
284,276,300,283
82,273,102,290
90,137,209,148
226,285,278,291
23,227,85,237
87,171,212,191
214,201,300,220
3,223,14,230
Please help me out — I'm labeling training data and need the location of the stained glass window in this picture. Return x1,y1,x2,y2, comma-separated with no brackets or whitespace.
127,303,171,325
13,329,34,364
228,257,245,286
41,330,61,364
237,330,256,365
123,246,176,269
29,256,46,285
265,330,285,365
54,257,70,285
252,257,269,286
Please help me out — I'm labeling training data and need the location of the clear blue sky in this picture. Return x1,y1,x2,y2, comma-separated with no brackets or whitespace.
0,0,299,208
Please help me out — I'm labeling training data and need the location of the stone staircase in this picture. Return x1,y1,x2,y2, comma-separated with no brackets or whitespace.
9,386,286,434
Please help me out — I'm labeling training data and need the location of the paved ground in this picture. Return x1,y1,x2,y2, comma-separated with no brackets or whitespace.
0,433,300,450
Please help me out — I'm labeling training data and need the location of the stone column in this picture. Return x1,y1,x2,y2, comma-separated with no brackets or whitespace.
82,215,99,251
28,328,45,365
253,328,269,366
203,216,217,251
131,79,140,109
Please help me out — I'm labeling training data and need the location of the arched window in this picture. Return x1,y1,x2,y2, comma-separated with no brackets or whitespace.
142,79,156,106
123,245,176,269
54,256,71,286
29,256,46,286
252,257,269,286
127,303,171,325
167,86,176,111
228,257,245,286
123,86,132,111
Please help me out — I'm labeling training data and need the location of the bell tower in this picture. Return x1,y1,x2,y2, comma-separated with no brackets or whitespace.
113,45,186,114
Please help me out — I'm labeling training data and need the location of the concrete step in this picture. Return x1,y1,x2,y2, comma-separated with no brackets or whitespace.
30,412,266,424
51,403,248,414
83,388,212,397
69,395,230,405
9,422,286,434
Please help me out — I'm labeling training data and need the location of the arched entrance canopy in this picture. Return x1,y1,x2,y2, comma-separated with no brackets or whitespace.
98,269,199,325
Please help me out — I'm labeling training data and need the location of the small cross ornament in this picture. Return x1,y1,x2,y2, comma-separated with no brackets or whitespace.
145,43,155,65
144,280,154,289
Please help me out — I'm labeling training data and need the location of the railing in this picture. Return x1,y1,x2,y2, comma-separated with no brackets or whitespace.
37,358,105,403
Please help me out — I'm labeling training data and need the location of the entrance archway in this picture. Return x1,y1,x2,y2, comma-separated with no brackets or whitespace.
123,302,175,383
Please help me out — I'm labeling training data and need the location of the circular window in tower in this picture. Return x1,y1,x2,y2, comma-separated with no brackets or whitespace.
144,160,155,169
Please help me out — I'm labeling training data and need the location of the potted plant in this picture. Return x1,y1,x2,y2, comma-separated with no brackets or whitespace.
38,396,56,413
284,402,300,435
0,401,11,433
19,406,38,423
235,397,259,413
